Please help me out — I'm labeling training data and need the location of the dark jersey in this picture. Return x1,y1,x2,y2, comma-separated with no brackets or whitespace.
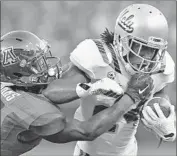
1,85,64,156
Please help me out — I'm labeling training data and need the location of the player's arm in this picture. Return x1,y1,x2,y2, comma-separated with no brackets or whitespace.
43,62,90,104
43,94,135,143
43,62,124,104
42,73,154,143
43,39,124,104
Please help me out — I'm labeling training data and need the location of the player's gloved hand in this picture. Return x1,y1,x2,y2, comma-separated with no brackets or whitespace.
141,103,176,142
89,78,124,98
123,100,145,123
123,108,140,123
76,78,124,98
125,73,154,104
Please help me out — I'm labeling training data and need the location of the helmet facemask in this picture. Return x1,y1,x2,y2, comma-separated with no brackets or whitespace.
13,40,62,86
25,40,62,84
114,35,167,74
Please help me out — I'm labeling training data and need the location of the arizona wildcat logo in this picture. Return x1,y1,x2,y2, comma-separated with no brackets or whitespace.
2,47,19,66
118,10,134,33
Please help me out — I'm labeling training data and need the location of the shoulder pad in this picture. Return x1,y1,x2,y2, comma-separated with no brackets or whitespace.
70,39,112,79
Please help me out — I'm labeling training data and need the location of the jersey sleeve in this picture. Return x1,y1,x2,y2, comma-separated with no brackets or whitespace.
70,39,112,79
1,86,65,135
152,51,175,93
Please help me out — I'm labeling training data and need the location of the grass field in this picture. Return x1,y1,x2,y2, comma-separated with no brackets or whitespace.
22,101,176,156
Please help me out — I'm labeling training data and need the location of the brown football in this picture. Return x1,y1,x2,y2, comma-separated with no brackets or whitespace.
142,97,171,118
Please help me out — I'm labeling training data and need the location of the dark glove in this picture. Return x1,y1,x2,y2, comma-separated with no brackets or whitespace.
124,109,140,122
125,73,154,104
123,100,145,123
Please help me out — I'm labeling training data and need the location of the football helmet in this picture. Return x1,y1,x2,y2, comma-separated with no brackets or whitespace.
0,30,62,86
113,4,168,74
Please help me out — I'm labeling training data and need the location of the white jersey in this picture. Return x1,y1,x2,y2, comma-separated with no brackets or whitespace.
70,39,175,156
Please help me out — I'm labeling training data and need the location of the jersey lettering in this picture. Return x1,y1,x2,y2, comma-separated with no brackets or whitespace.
1,87,21,102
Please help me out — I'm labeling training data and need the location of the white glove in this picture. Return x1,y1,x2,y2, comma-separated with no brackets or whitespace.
76,78,124,98
89,78,124,97
141,103,176,142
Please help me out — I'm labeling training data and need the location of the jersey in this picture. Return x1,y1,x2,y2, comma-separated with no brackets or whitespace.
1,85,64,156
70,39,175,156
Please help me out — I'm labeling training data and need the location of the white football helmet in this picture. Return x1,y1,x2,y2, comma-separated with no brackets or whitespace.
113,4,168,75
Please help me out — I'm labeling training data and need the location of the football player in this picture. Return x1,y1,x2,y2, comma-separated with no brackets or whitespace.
43,4,176,156
1,30,153,156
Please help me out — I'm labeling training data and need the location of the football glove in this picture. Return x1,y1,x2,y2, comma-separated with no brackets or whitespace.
123,108,140,123
141,103,176,142
76,78,124,98
125,73,154,104
123,100,146,123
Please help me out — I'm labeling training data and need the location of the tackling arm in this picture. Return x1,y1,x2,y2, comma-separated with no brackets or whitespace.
43,94,134,143
43,72,154,143
43,62,89,104
34,73,154,143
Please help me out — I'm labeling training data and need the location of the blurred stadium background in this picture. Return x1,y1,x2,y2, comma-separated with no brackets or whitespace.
1,1,176,156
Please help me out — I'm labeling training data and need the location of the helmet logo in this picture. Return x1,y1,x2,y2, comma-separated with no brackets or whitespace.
2,47,19,67
107,71,116,80
118,10,134,33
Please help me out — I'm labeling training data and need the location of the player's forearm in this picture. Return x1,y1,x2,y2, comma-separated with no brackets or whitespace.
42,80,80,104
81,94,134,140
42,64,89,104
44,94,134,143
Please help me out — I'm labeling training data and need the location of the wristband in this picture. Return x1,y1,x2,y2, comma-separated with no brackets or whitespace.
76,83,91,98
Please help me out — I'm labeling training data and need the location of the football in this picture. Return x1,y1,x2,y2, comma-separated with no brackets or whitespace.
142,97,171,118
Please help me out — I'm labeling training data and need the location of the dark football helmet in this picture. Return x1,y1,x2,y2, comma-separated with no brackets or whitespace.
0,30,62,86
